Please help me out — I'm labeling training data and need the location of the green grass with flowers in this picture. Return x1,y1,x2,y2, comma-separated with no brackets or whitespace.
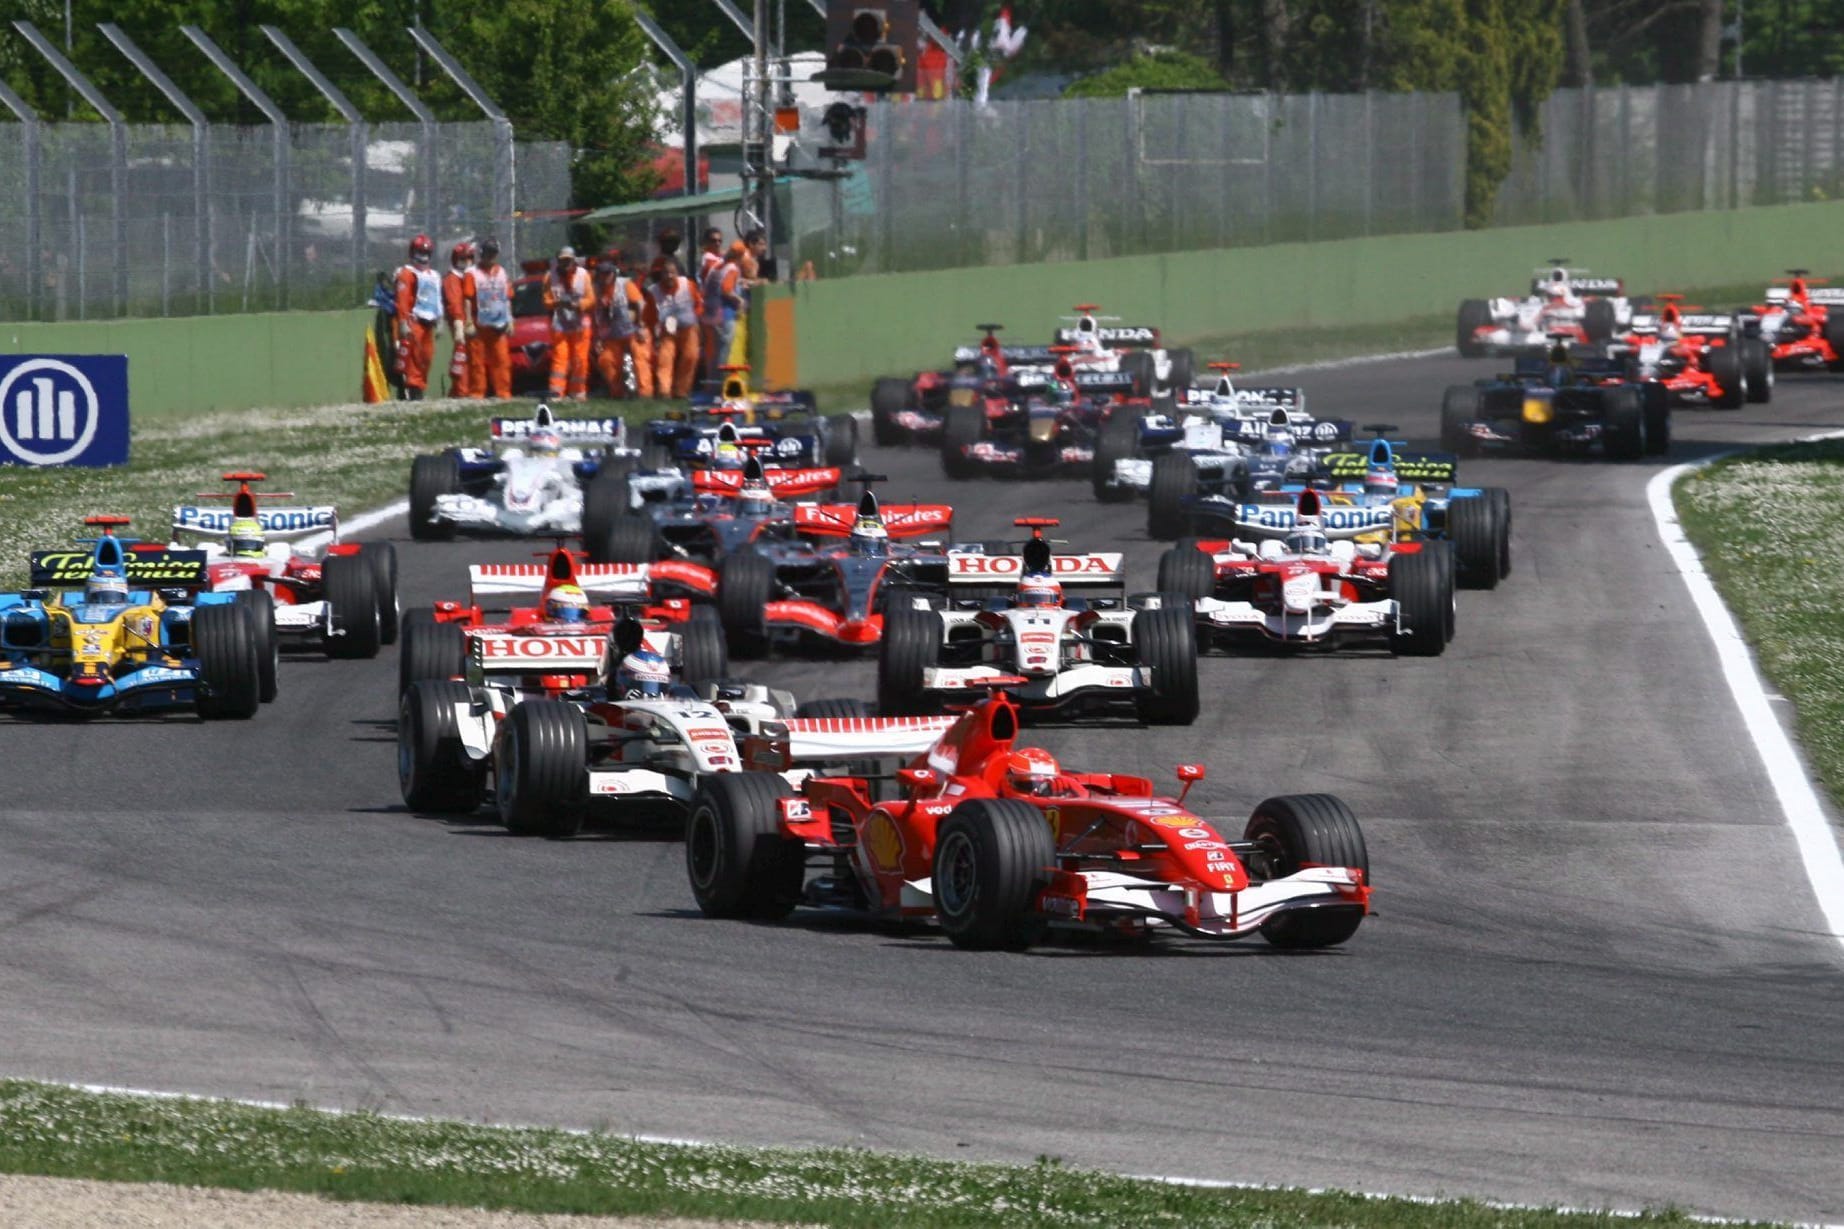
0,1080,1760,1228
1674,438,1844,811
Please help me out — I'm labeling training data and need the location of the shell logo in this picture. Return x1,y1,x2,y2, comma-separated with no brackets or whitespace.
864,812,904,874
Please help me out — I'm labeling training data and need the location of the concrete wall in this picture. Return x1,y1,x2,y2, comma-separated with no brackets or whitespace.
769,201,1844,387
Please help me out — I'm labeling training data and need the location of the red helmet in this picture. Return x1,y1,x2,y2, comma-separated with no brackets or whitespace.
409,233,433,262
1004,748,1061,797
451,240,475,265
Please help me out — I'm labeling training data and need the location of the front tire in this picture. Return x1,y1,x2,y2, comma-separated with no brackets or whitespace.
717,550,775,659
686,773,804,919
1156,541,1216,602
1706,341,1745,411
1440,385,1483,453
933,799,1055,951
824,413,858,467
398,610,468,694
1146,451,1198,540
1133,600,1199,725
231,589,279,703
592,512,658,565
940,402,983,480
1387,549,1450,657
192,602,262,720
1741,336,1774,404
1455,299,1491,357
678,606,729,685
877,606,940,716
359,542,400,645
1245,793,1369,949
1446,495,1505,591
1090,410,1140,503
323,553,382,659
496,700,587,838
870,377,911,446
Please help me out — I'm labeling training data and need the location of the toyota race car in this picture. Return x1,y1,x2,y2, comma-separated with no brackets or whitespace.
409,403,634,540
686,693,1371,951
1457,261,1637,357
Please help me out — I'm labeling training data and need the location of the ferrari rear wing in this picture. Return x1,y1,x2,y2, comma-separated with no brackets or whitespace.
1806,288,1844,306
171,504,338,539
1677,313,1738,336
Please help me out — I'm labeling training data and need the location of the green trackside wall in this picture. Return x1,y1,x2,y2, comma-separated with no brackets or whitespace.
0,309,444,423
773,201,1844,388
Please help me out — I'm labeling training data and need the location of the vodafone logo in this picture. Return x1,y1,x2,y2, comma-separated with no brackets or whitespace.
0,358,100,465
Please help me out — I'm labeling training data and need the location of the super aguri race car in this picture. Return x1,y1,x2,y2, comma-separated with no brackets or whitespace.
0,517,267,719
877,518,1198,725
1440,344,1670,460
409,403,634,540
1155,488,1454,656
1456,261,1637,357
685,692,1371,951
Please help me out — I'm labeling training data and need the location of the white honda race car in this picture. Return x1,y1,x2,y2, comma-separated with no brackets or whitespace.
1456,262,1638,357
877,518,1199,725
408,403,636,540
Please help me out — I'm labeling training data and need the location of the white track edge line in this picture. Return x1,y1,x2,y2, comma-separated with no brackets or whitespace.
1646,453,1844,949
296,497,410,554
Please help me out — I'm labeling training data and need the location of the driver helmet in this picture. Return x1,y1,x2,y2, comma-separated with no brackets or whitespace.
84,571,130,606
612,647,670,699
713,424,743,465
543,583,590,623
1363,464,1399,498
850,510,888,555
529,428,562,457
1047,381,1076,407
1547,341,1574,385
1285,525,1330,555
976,355,1001,382
1004,747,1061,798
1546,268,1571,300
228,516,267,559
1015,573,1062,608
737,473,775,515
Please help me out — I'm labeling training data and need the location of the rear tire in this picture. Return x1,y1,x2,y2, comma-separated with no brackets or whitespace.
399,611,468,694
1642,384,1672,456
1120,350,1155,398
1156,542,1216,602
1387,550,1450,657
877,606,940,716
1487,487,1513,578
1583,298,1617,345
231,589,279,703
933,799,1055,951
1163,347,1195,393
940,402,983,480
1440,385,1483,454
192,603,262,720
871,377,912,446
678,606,729,685
1133,600,1199,725
1245,794,1368,949
686,773,804,919
496,700,587,838
1455,299,1491,357
796,698,872,719
1824,313,1844,372
359,542,400,645
1601,387,1646,459
717,550,775,659
398,680,484,813
1091,410,1141,503
1706,341,1745,410
323,553,381,659
1146,451,1199,539
581,459,636,553
824,414,858,467
409,453,459,541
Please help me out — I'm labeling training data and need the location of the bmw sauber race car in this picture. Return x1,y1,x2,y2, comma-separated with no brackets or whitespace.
878,518,1198,725
1610,298,1772,409
1738,270,1844,373
1456,261,1636,357
409,403,633,540
1155,489,1454,656
686,692,1371,951
715,485,954,657
1440,344,1670,460
0,517,265,719
589,451,842,565
171,472,399,669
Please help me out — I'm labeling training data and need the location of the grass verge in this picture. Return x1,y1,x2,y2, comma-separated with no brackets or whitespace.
0,1080,1754,1228
1674,439,1844,811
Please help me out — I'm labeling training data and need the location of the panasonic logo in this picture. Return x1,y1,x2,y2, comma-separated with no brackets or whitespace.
174,506,336,533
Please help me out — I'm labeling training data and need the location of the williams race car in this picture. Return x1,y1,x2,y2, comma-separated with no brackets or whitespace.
640,368,857,471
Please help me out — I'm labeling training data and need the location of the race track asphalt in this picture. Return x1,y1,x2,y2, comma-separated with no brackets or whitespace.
3,354,1842,1222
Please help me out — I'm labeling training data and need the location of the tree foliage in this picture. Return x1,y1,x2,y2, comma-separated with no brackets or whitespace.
1064,49,1230,97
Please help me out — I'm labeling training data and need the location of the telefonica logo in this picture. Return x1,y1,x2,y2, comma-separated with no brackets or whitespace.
0,359,101,465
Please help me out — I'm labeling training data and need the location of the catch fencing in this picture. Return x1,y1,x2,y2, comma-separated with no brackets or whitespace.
0,118,572,322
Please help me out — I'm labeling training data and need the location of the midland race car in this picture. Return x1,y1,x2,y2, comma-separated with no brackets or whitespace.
170,472,399,676
639,368,857,471
1440,343,1670,460
1142,406,1356,540
1610,298,1772,409
0,517,266,719
685,692,1371,951
408,403,634,540
869,324,1041,445
877,518,1199,725
1456,261,1637,357
938,364,1131,480
396,544,724,697
714,486,954,657
1316,433,1513,589
1737,270,1844,373
587,450,843,565
1155,488,1454,656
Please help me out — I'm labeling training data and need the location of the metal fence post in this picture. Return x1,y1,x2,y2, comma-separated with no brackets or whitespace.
183,25,291,310
264,27,367,299
0,78,40,320
335,28,438,239
409,27,514,259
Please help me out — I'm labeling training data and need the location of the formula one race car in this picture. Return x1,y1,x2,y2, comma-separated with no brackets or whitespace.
877,518,1198,724
938,363,1131,480
0,517,266,719
1155,489,1454,656
396,544,724,697
1456,261,1636,357
869,324,1039,445
639,368,858,470
1142,405,1357,540
715,485,954,656
1440,343,1670,459
170,473,399,679
1611,298,1772,409
588,451,843,564
1738,270,1844,373
686,693,1371,950
1317,433,1513,588
409,403,634,540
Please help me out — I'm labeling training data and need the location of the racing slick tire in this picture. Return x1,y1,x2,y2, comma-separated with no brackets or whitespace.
717,549,775,659
1741,336,1774,404
1640,384,1671,456
796,698,872,719
591,512,658,566
1455,299,1492,358
1486,487,1513,578
824,414,859,468
1146,451,1199,540
1163,347,1196,394
496,699,588,839
1583,298,1618,345
933,799,1055,951
1440,385,1483,454
1706,341,1745,410
871,377,911,446
1120,350,1156,398
399,610,468,694
1601,386,1647,460
686,772,805,920
1245,793,1369,950
230,589,280,703
409,453,459,541
359,542,401,645
939,402,984,480
679,605,730,686
1090,410,1141,503
1447,495,1506,591
192,602,263,720
323,553,382,659
1133,600,1200,725
1156,541,1216,602
1386,549,1451,657
877,606,940,717
1825,313,1844,373
398,680,485,814
581,458,637,554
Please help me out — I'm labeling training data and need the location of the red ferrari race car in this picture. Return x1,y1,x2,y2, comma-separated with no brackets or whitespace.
1612,297,1772,408
686,693,1371,951
397,544,725,696
1740,270,1844,373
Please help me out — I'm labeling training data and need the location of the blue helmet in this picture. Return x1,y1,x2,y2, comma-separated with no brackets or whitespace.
614,648,670,699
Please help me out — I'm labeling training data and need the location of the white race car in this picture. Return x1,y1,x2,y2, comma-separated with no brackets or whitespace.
1456,262,1636,357
877,518,1199,724
408,403,636,540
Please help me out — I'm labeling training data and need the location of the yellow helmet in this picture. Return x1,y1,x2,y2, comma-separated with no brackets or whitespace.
228,517,266,559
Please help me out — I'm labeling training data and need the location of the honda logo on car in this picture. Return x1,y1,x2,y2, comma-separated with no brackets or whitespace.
0,355,130,468
950,554,1121,577
1237,505,1393,530
476,636,603,659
